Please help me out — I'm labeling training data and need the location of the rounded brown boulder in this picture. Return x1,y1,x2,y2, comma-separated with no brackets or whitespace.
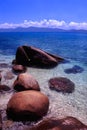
48,77,75,93
12,64,27,73
13,73,40,91
7,90,49,121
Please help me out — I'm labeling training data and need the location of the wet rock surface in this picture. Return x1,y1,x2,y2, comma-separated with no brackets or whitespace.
13,73,40,91
64,65,84,74
12,64,27,73
0,85,11,92
27,117,87,130
48,77,75,93
7,90,49,121
16,46,64,68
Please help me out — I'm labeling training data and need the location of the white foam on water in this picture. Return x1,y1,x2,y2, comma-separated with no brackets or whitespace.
0,54,14,64
0,93,13,110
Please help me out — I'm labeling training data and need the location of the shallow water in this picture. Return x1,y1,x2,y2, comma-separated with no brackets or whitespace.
27,60,87,125
0,59,87,126
0,32,87,129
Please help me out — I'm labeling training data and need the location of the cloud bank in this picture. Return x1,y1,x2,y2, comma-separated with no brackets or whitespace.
0,19,87,30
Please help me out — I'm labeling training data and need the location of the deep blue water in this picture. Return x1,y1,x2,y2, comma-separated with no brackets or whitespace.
0,32,87,65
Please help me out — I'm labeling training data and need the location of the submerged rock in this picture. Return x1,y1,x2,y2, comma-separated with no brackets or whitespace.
13,73,40,91
12,64,27,73
48,77,75,93
0,63,9,68
0,85,11,92
64,65,84,74
7,90,49,121
28,116,87,130
16,45,64,68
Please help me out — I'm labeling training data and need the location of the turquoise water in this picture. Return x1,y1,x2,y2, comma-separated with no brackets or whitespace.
0,32,87,127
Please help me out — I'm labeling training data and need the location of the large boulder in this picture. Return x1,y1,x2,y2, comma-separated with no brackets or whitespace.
28,117,87,130
48,77,75,93
16,45,64,68
7,90,49,121
13,73,40,91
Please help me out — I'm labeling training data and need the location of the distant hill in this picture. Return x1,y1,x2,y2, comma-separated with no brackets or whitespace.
0,27,87,32
0,27,65,32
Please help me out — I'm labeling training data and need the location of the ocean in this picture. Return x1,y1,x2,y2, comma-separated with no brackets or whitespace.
0,32,87,65
0,32,87,129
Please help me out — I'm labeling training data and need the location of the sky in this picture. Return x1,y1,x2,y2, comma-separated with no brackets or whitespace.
0,0,87,29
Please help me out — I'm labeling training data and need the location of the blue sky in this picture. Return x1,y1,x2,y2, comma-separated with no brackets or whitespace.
0,0,87,29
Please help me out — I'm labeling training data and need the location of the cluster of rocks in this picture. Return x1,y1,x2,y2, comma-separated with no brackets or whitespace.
0,67,50,129
6,73,49,121
0,45,86,130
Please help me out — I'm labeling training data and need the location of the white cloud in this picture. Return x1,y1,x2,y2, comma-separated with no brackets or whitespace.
69,22,87,30
0,20,87,30
0,23,20,29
